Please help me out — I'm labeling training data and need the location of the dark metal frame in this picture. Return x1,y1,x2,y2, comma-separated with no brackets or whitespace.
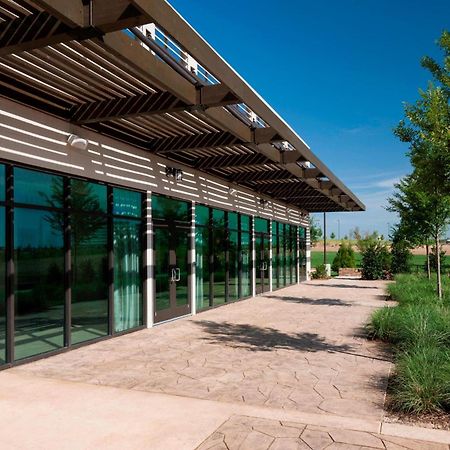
0,162,147,369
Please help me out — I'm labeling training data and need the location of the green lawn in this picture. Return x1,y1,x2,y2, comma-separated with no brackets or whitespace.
311,251,428,269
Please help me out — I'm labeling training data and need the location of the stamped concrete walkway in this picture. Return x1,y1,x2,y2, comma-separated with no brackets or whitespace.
2,278,450,449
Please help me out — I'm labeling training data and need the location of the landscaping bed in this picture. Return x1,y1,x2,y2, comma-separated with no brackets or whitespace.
368,274,450,428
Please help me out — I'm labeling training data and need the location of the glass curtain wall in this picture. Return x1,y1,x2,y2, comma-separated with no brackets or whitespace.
70,180,108,345
0,166,5,365
14,168,65,360
272,221,298,290
0,163,144,366
195,205,251,310
299,226,307,280
113,188,143,332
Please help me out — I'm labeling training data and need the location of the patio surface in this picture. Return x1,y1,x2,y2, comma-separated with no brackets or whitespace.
2,278,450,449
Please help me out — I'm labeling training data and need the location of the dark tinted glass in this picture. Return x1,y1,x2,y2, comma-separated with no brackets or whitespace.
152,195,189,222
14,208,64,360
240,215,250,232
0,164,5,203
241,231,251,297
114,219,142,332
15,168,63,207
113,188,142,218
195,225,210,310
0,207,5,364
195,204,209,226
71,179,107,213
212,208,225,227
254,217,269,233
229,230,239,301
228,212,238,230
71,215,108,344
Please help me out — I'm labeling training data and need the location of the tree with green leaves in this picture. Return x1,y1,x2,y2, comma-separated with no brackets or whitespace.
389,31,450,298
309,216,322,246
330,232,336,239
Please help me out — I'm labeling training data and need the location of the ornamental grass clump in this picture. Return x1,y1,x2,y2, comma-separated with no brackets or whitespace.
368,274,450,415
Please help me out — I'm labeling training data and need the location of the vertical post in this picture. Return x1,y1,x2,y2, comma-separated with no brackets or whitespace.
306,221,311,281
323,212,327,265
144,191,154,328
297,225,300,284
268,219,273,292
190,202,196,315
107,186,114,335
5,165,14,363
251,216,256,297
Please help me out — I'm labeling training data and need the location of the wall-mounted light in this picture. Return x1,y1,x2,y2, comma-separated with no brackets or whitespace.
259,199,268,209
67,134,88,150
165,166,183,181
228,187,238,197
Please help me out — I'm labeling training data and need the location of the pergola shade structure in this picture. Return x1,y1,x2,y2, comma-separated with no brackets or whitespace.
0,0,364,213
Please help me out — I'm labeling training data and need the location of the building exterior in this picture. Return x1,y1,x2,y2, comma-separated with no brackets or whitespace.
0,0,364,368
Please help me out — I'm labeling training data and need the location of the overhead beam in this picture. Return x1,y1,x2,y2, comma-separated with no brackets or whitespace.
196,152,268,170
253,126,283,144
71,91,187,124
0,0,148,56
71,84,239,125
152,131,240,154
233,169,293,184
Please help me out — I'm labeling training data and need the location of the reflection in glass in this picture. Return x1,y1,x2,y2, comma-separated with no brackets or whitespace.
155,226,170,312
195,225,210,310
114,219,142,332
14,208,64,360
272,223,279,289
229,230,239,301
71,181,108,344
113,188,141,218
0,208,5,364
241,231,251,297
212,220,226,305
15,168,63,207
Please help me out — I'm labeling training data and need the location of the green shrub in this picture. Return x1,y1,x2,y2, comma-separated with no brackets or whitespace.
361,239,391,280
391,344,450,414
391,240,412,274
312,264,328,279
331,241,356,272
428,246,447,273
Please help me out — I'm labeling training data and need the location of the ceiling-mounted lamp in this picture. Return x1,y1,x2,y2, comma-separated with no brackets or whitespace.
165,166,183,181
67,134,88,150
259,198,268,209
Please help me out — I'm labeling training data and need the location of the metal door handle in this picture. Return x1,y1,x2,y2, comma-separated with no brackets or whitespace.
175,268,181,282
170,268,176,281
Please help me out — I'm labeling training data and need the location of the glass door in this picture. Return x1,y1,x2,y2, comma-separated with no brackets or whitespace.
153,195,191,323
255,233,270,294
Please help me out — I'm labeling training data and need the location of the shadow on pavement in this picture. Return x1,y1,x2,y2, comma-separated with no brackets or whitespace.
265,295,352,307
196,320,353,353
311,283,378,290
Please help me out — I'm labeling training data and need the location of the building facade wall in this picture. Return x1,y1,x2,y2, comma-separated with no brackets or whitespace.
0,98,310,367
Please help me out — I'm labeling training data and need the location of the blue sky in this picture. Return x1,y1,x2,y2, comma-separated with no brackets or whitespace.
169,0,449,237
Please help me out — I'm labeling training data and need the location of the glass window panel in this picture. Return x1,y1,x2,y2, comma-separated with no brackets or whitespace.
254,217,269,233
272,229,278,289
152,195,189,222
229,230,239,301
195,225,210,310
14,168,63,208
212,208,225,227
228,212,238,230
0,164,5,203
71,215,108,345
14,208,64,360
240,231,251,298
240,215,250,232
113,188,142,218
154,226,170,312
114,219,142,332
71,179,107,214
195,204,210,226
213,226,226,305
299,227,306,239
0,207,5,364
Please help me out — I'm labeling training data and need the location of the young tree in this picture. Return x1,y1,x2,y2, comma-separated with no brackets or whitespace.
330,232,336,239
390,31,450,298
309,216,322,246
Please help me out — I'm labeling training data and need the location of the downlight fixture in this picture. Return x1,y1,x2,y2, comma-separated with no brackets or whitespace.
165,166,183,181
67,134,88,150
